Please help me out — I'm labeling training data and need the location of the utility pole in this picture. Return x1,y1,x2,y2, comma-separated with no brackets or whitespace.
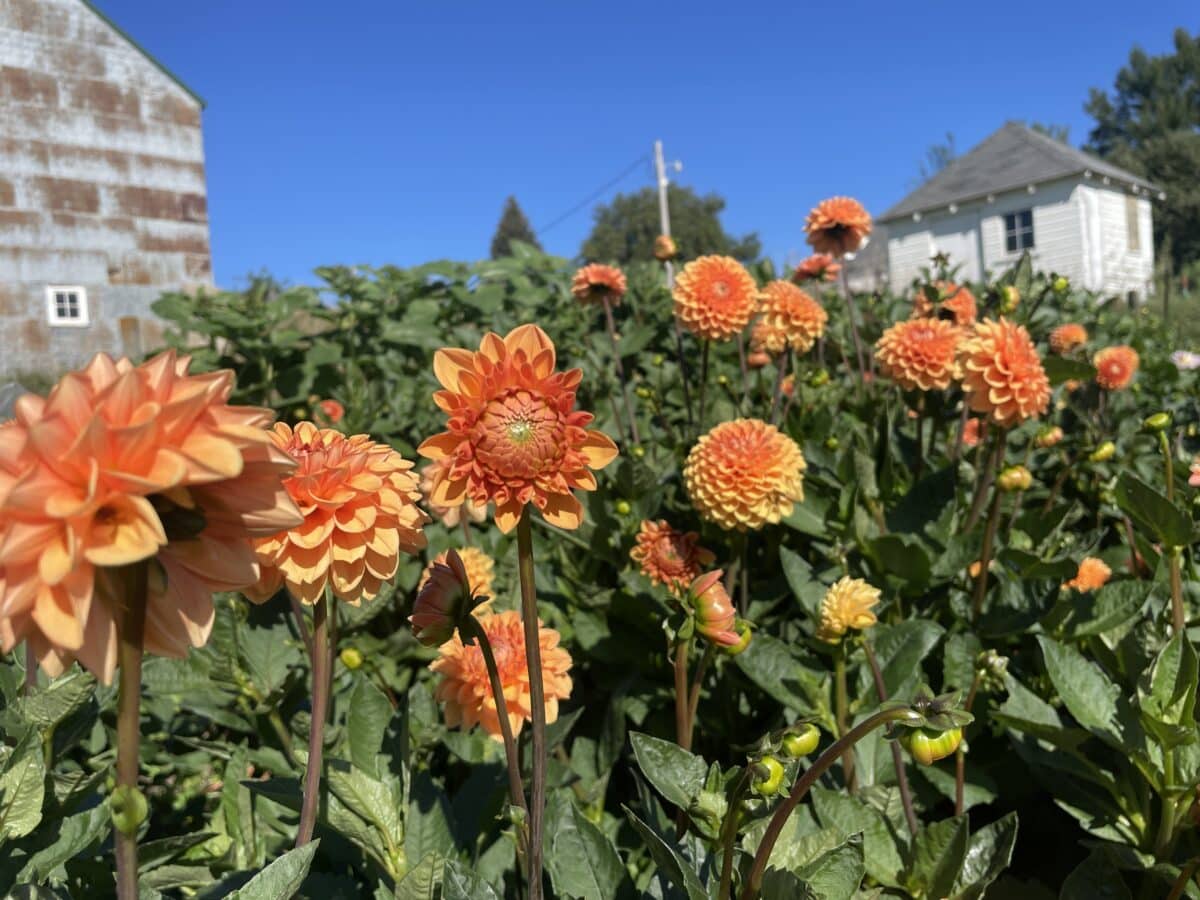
654,139,693,424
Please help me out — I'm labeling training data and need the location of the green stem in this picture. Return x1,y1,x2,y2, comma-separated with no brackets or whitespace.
674,638,692,751
738,707,921,900
964,432,1004,532
697,341,711,433
1166,857,1200,900
686,642,715,749
296,595,329,847
955,670,983,817
863,641,917,835
1155,751,1179,861
1160,432,1186,633
266,710,297,767
603,296,640,446
516,507,547,900
769,349,791,425
833,645,856,793
972,481,1004,623
717,769,754,900
114,562,149,900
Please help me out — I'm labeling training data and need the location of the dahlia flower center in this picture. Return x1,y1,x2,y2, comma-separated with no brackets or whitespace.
475,390,564,480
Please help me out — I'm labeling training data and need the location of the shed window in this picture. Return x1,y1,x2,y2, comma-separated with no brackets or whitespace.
1125,195,1140,251
1004,210,1034,252
46,286,89,326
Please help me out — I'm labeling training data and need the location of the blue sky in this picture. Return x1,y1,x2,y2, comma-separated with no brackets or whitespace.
100,1,1196,288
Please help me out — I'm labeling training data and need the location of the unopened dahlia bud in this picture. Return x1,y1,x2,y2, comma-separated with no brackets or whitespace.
722,619,753,656
1052,275,1069,293
997,465,1032,493
998,284,1020,314
409,549,481,647
654,234,678,261
1089,441,1116,463
781,723,820,758
687,571,740,647
1034,425,1063,449
902,727,963,765
1142,412,1171,433
340,647,364,670
110,785,149,836
751,756,785,796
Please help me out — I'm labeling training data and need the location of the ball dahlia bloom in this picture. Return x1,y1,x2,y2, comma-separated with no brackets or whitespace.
419,324,618,533
421,459,487,529
430,609,572,740
673,256,759,342
410,548,486,647
248,422,429,605
958,318,1051,427
1049,323,1088,354
751,281,828,356
874,318,962,391
1094,346,1139,391
912,282,977,326
570,263,627,306
816,576,880,643
0,352,303,683
687,570,740,647
1062,557,1112,593
654,235,678,261
630,519,715,594
418,546,495,599
792,253,841,283
804,197,872,257
684,419,806,531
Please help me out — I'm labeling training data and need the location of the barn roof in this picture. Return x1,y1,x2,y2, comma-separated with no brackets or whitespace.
80,0,205,108
879,122,1159,222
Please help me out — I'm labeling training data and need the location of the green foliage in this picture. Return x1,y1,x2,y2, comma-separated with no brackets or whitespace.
489,195,543,259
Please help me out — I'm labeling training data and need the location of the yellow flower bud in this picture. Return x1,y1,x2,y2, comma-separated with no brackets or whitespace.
1089,441,1116,463
997,465,1032,492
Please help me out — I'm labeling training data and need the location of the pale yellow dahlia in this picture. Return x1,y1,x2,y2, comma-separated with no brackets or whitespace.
418,546,495,600
816,576,880,642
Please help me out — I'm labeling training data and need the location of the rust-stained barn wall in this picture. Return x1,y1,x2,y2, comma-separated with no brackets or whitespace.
0,0,210,376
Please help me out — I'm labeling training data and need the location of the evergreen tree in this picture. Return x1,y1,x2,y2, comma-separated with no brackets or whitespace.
489,196,542,259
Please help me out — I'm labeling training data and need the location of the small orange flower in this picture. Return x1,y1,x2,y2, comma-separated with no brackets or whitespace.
431,609,572,740
673,256,759,342
1049,323,1088,354
962,418,984,448
630,519,715,594
419,325,618,534
747,350,771,368
816,577,880,642
792,253,841,283
571,263,627,306
958,318,1051,427
410,549,483,647
420,459,487,528
781,374,795,398
1094,346,1139,391
874,318,961,391
318,399,344,424
805,197,872,257
684,419,806,531
750,281,828,356
418,546,495,600
654,235,678,261
913,282,977,326
1062,557,1112,593
0,351,303,683
249,422,429,605
687,570,740,647
1035,425,1064,449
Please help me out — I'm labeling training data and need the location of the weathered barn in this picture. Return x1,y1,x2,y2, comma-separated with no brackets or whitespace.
880,123,1161,301
0,0,210,377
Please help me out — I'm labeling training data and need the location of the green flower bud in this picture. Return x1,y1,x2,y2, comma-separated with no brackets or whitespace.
781,723,820,758
1142,412,1171,433
721,619,753,656
635,386,652,399
615,500,632,516
687,789,729,830
808,369,830,387
901,727,963,765
110,785,149,836
751,756,785,796
631,446,646,459
824,437,839,451
1089,441,1116,463
652,354,666,366
997,465,1032,493
1052,276,1069,293
340,647,364,670
998,284,1020,314
717,374,730,386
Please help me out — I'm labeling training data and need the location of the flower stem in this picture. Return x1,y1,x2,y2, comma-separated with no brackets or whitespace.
738,706,920,900
837,265,867,389
955,670,983,817
516,507,547,900
737,333,750,413
862,641,917,836
1166,856,1200,900
296,594,329,847
115,561,149,900
603,296,640,446
1159,431,1186,633
833,644,856,793
964,432,1004,531
697,340,711,433
769,349,791,424
464,615,529,855
972,476,1005,623
674,637,691,751
717,768,754,900
686,641,715,748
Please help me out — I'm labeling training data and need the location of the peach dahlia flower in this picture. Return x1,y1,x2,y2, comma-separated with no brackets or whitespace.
571,263,627,306
418,546,495,600
874,318,962,391
1049,323,1088,354
431,609,572,740
673,256,759,342
913,281,977,327
958,318,1051,427
421,458,487,528
1093,346,1139,391
248,422,428,605
792,253,841,283
751,281,828,356
804,197,872,257
630,519,715,594
0,352,302,683
1062,557,1112,593
684,419,806,531
419,324,618,533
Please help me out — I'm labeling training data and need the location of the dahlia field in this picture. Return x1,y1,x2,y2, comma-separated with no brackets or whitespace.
1,201,1199,900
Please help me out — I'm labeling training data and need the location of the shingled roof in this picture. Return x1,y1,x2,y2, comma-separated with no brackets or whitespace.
879,122,1159,223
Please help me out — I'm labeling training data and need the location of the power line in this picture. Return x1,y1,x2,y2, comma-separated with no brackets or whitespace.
536,154,651,236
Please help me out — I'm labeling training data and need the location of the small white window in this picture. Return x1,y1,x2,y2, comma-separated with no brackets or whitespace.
45,285,89,326
1003,210,1034,252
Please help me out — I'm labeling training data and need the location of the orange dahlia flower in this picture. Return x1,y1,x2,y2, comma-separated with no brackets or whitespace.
431,609,572,740
654,235,678,261
958,318,1051,427
630,519,715,594
804,197,872,257
673,256,759,342
0,351,303,683
962,417,984,448
1049,323,1088,354
248,422,428,605
1093,346,1139,391
317,399,344,424
418,546,495,599
419,324,618,533
747,350,772,368
874,318,962,391
913,282,977,326
684,419,806,531
792,253,841,283
1062,557,1112,593
571,263,627,306
420,459,487,528
751,281,828,356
